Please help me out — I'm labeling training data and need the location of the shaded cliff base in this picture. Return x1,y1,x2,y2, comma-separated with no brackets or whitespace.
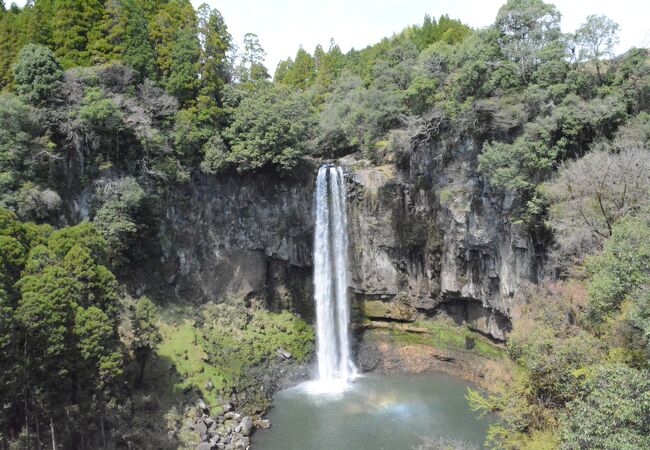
358,294,513,341
114,299,315,449
356,316,511,389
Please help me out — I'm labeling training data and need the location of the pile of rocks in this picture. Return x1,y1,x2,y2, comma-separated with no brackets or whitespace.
189,401,271,450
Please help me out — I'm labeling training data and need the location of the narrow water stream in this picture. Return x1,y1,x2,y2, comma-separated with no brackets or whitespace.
253,373,493,450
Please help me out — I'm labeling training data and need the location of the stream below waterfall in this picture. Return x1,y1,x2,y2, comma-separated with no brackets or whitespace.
253,373,494,450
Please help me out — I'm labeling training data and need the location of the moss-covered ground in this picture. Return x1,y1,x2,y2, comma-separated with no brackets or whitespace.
364,316,505,359
155,301,314,409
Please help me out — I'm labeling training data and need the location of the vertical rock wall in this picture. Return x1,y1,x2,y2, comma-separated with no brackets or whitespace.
346,135,544,340
112,133,543,340
122,169,316,319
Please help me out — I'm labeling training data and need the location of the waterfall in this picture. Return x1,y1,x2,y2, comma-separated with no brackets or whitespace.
312,165,356,391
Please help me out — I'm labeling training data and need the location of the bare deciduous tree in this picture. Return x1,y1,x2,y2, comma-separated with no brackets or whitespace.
546,146,650,265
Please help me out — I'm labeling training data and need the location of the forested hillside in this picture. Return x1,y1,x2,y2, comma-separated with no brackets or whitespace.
0,0,649,449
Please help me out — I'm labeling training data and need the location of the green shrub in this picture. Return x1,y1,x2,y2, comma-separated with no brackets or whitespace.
561,364,650,450
586,216,650,327
216,85,315,173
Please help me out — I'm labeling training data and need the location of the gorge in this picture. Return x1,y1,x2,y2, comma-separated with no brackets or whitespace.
0,0,648,448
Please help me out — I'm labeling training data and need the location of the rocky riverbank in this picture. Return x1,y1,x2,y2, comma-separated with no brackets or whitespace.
170,356,313,450
186,317,506,450
184,403,269,450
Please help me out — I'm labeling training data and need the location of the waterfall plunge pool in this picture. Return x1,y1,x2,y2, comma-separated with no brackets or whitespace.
252,373,494,450
284,167,493,449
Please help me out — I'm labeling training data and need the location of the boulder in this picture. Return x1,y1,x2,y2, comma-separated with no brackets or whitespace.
361,298,416,322
196,443,212,450
234,437,249,449
239,416,253,436
276,347,292,359
223,412,240,421
195,421,208,441
254,419,271,429
197,399,209,414
223,419,236,433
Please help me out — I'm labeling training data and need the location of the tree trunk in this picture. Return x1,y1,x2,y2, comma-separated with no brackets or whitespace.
35,411,42,450
23,386,29,442
138,358,146,386
49,418,56,450
100,416,106,450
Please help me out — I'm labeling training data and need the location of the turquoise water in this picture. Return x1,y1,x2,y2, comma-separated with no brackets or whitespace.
253,373,493,450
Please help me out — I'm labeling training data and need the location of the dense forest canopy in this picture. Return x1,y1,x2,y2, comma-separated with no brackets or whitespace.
0,0,649,448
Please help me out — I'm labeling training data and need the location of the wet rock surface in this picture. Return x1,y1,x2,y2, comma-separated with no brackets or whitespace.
181,358,313,450
189,408,258,450
357,328,499,384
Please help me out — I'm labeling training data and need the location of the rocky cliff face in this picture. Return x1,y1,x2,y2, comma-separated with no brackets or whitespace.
103,133,542,341
122,168,317,318
346,133,544,340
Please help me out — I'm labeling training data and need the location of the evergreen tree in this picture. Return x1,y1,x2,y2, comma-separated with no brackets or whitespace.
52,0,104,68
12,44,63,105
13,221,122,448
280,47,315,89
149,0,197,80
140,0,169,21
164,27,200,104
30,0,55,46
122,0,157,80
87,0,126,64
0,6,19,87
197,3,231,102
273,58,292,83
315,40,344,90
241,33,269,82
130,296,161,385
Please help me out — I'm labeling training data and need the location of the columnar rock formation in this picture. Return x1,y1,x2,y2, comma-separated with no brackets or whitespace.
106,133,542,341
346,135,541,340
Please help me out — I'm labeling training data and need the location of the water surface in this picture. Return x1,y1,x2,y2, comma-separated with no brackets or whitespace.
253,373,492,450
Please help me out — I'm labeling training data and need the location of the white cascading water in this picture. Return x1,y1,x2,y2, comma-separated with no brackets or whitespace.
310,165,356,393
